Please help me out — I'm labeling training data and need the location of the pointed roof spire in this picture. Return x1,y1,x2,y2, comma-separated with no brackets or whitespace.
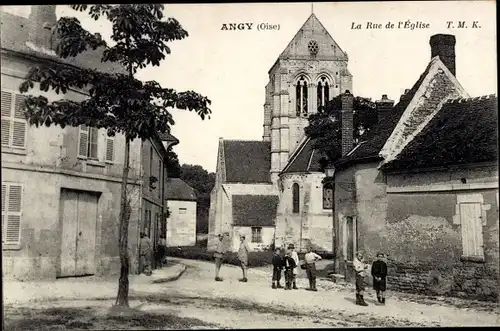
311,3,314,14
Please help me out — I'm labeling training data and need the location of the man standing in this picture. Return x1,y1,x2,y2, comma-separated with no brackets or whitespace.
353,251,369,306
214,233,226,282
139,231,152,276
304,245,322,291
288,244,300,290
238,234,250,282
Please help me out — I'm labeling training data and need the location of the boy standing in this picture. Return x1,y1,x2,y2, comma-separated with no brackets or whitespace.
139,231,152,276
353,251,369,306
371,252,388,304
283,249,297,290
271,248,284,289
214,233,226,281
288,244,299,290
238,234,250,282
304,246,322,291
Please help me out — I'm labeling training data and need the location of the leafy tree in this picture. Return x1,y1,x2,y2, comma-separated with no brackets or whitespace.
304,94,377,168
179,164,215,234
19,4,211,307
166,145,181,178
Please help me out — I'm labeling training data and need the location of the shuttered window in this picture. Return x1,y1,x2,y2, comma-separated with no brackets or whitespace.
1,90,27,149
105,136,115,162
2,182,23,245
78,125,99,159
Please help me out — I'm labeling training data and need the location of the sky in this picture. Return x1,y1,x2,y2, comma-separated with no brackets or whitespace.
3,2,497,173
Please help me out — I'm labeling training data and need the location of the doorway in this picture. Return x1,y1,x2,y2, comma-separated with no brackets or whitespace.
59,189,99,277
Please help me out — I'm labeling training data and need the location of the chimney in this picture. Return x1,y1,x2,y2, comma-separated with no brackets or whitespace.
341,90,354,156
376,94,395,124
430,34,456,76
28,5,57,51
399,89,411,104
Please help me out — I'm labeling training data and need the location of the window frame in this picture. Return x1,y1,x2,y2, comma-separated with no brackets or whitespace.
322,182,334,210
292,183,300,214
251,226,263,243
2,182,23,248
1,89,28,151
77,125,99,160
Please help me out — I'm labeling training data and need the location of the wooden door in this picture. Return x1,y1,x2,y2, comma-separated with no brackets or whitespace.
60,190,79,277
75,192,98,275
60,189,98,277
459,203,484,258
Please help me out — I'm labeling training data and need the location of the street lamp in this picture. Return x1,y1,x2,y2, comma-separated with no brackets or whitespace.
324,164,337,276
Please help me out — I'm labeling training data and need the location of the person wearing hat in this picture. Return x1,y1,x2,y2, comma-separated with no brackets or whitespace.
237,234,250,282
288,244,299,290
139,230,152,276
214,233,226,281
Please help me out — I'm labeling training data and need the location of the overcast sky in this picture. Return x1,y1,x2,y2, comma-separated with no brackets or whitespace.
4,2,497,172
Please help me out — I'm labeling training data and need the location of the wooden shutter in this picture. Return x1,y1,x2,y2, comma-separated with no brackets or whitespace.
1,91,13,146
12,94,27,148
78,125,89,157
89,127,98,159
2,183,22,245
105,136,115,162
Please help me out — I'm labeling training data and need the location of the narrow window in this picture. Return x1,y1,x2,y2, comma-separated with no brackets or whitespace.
78,125,98,159
295,76,308,117
1,91,27,149
292,183,300,214
317,77,330,109
323,182,334,209
105,134,115,163
2,182,23,245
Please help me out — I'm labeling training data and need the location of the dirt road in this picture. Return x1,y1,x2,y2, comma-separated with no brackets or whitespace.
4,258,499,329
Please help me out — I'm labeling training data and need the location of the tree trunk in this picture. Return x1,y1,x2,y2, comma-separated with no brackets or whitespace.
116,138,131,307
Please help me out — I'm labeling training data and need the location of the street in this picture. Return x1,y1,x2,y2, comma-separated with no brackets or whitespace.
3,258,499,329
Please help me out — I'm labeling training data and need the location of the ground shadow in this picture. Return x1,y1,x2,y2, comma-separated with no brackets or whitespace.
344,296,380,306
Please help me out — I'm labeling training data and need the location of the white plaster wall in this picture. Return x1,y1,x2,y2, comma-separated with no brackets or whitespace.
167,200,197,247
232,226,275,252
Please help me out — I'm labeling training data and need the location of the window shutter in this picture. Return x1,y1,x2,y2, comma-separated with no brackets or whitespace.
78,125,89,157
1,184,5,241
14,94,26,119
89,127,98,159
11,94,27,148
1,91,13,146
105,136,115,162
3,184,22,244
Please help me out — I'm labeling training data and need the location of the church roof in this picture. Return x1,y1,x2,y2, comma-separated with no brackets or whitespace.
281,137,323,174
382,95,498,170
165,178,197,202
278,13,348,62
334,60,434,170
232,194,279,227
223,140,272,184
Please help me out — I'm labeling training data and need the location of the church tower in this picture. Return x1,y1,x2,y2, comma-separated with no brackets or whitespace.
262,13,353,183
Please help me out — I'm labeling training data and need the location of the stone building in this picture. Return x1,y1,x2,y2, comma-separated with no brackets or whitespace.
1,6,176,279
209,13,352,252
332,34,498,301
165,178,197,247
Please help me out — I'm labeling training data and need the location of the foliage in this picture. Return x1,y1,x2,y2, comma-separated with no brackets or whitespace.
304,94,377,168
166,145,181,178
19,4,211,307
179,164,216,233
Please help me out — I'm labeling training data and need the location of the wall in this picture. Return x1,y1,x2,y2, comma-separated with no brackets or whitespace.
275,173,333,253
232,226,275,252
1,52,142,279
166,200,197,247
382,165,499,301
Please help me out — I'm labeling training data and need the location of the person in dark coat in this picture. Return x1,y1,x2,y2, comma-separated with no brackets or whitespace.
371,252,388,304
283,249,297,290
271,248,284,289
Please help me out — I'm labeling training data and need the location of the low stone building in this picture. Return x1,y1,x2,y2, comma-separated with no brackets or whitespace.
165,178,197,247
331,34,498,301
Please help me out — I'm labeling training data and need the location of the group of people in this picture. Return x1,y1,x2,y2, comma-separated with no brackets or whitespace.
213,233,389,306
138,230,168,276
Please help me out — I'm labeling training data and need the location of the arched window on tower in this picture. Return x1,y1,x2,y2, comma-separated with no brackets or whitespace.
323,181,334,210
292,183,300,214
296,76,308,117
317,76,330,109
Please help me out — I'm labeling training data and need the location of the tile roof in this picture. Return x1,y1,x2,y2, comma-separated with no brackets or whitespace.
223,140,272,184
158,131,179,144
334,61,433,170
165,178,197,201
382,95,498,170
232,194,279,227
281,137,324,174
1,11,126,75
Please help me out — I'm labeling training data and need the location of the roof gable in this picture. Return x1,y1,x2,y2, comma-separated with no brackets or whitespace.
279,13,347,61
383,95,498,170
379,56,469,166
223,140,271,184
165,178,197,201
232,195,279,227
